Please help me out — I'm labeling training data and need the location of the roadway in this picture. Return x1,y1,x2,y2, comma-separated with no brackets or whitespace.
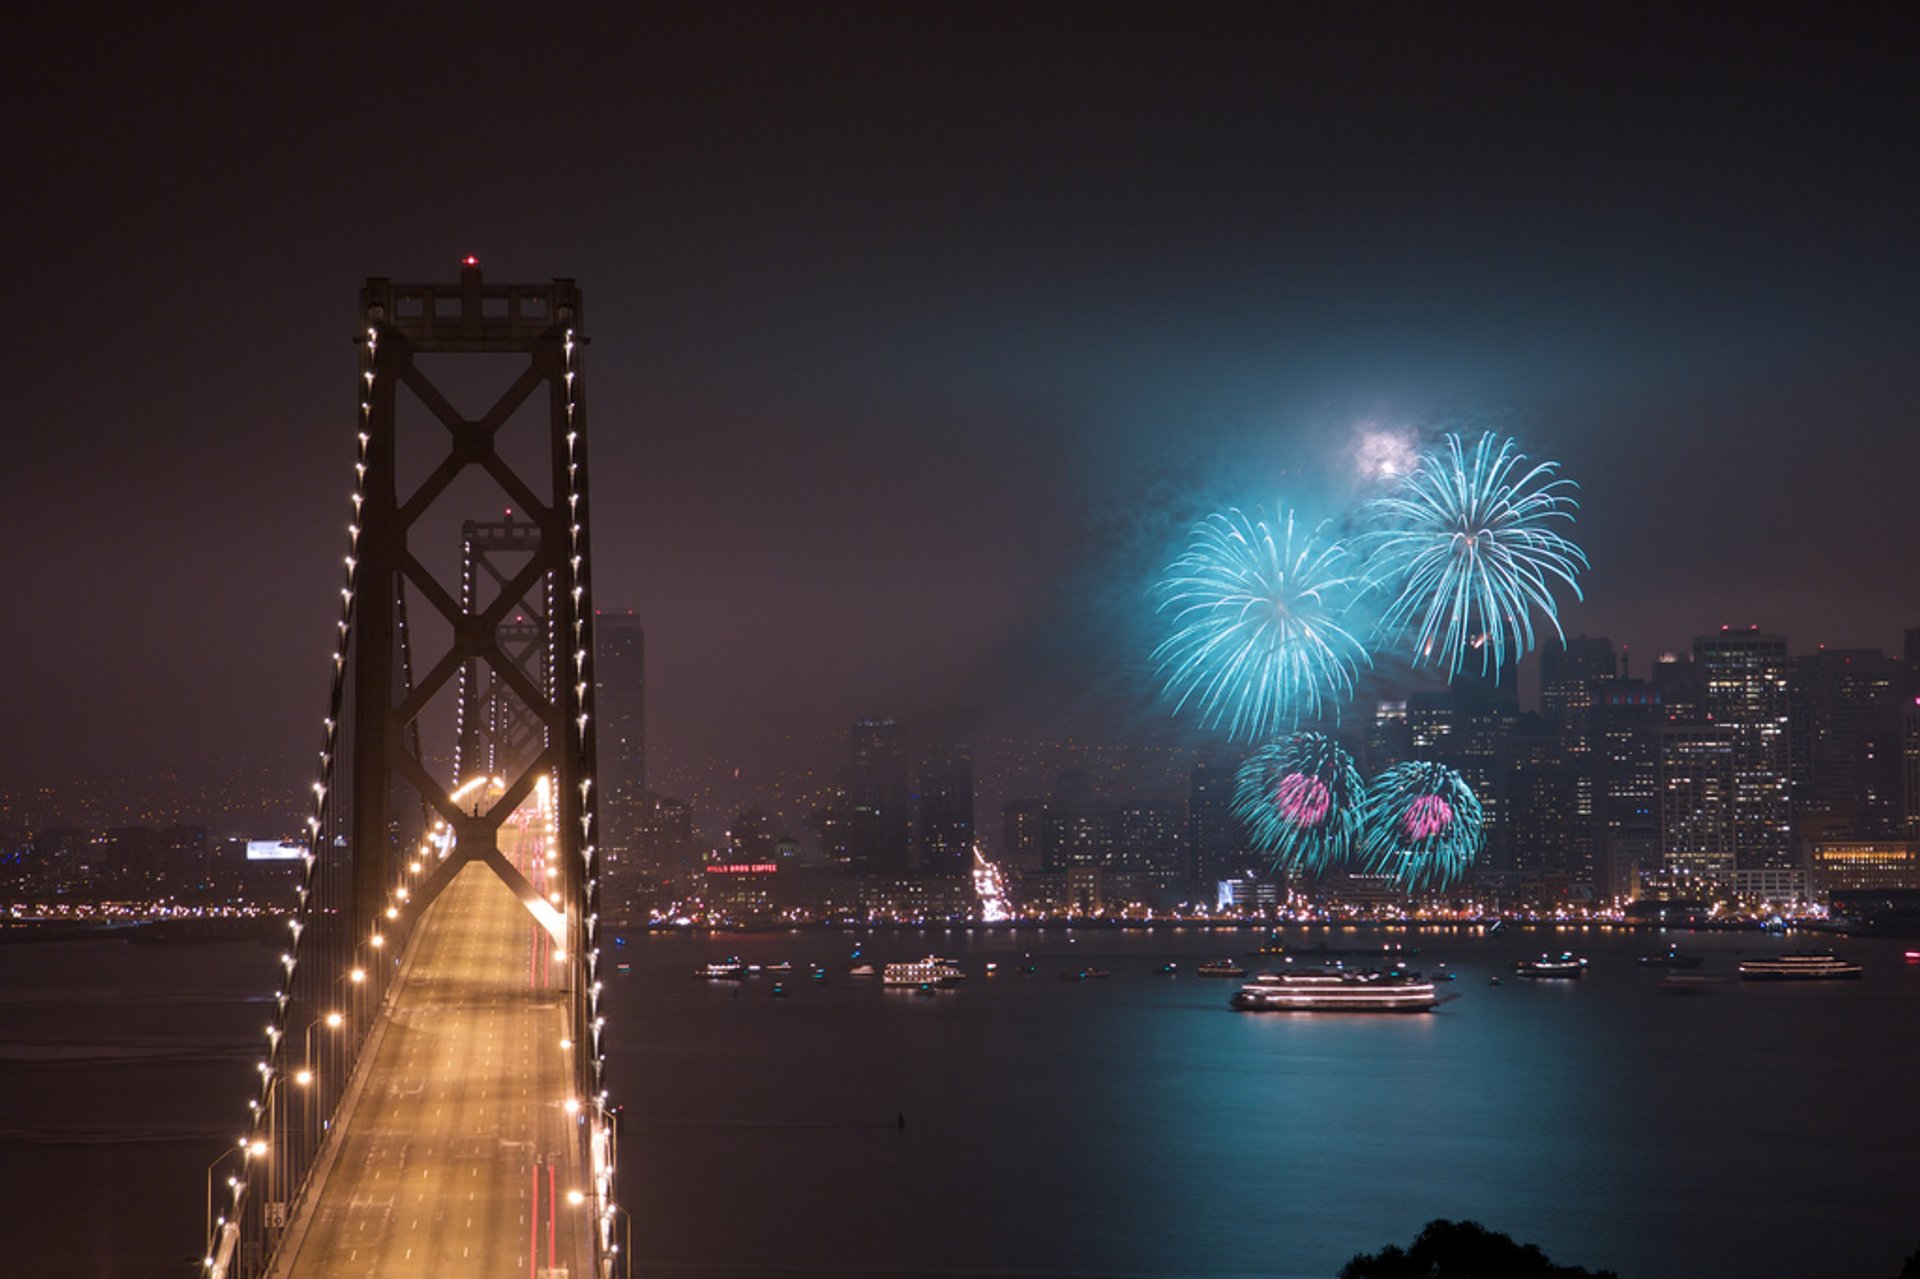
276,804,591,1278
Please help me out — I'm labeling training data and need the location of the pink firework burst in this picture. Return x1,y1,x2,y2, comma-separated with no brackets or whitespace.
1403,794,1454,841
1274,772,1331,828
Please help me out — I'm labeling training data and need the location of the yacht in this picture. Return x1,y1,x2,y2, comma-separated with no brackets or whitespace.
1514,953,1588,978
1196,958,1248,978
882,956,965,987
697,957,747,980
1737,951,1863,981
1230,970,1445,1013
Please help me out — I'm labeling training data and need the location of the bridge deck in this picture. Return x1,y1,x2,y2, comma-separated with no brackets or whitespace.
276,821,589,1278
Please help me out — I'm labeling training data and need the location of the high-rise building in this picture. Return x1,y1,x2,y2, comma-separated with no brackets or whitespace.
1002,797,1050,872
1789,648,1902,843
1186,760,1249,889
1695,626,1795,897
847,719,911,877
914,743,974,878
1593,680,1662,899
1541,635,1617,741
1658,723,1736,889
593,611,646,862
1366,700,1412,773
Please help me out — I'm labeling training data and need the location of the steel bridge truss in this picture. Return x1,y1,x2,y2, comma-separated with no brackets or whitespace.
206,264,610,1278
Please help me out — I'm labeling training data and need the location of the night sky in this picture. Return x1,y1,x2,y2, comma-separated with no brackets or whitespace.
5,4,1916,789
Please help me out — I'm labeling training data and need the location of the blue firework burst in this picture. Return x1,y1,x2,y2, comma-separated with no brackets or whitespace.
1360,432,1587,681
1152,506,1370,740
1357,760,1484,891
1230,733,1364,874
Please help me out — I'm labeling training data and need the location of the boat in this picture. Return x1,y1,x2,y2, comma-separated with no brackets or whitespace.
1514,953,1588,978
1158,962,1178,974
1638,946,1704,969
882,956,965,987
846,962,877,977
1196,959,1248,978
1230,970,1446,1013
1061,967,1110,981
1737,951,1863,981
765,960,793,973
770,982,787,997
698,957,747,980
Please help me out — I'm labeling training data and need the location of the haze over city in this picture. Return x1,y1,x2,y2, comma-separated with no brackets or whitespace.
6,5,1916,795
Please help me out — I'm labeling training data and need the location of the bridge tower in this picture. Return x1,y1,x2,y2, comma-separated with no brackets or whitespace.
205,262,611,1277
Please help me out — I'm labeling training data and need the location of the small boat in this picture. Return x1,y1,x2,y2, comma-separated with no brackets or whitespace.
766,960,793,973
698,957,747,980
984,962,999,975
770,983,787,997
913,982,938,997
615,961,632,973
1196,959,1248,978
1737,951,1863,981
846,962,877,977
1158,962,1179,974
1487,976,1503,987
1514,953,1587,979
1638,946,1704,969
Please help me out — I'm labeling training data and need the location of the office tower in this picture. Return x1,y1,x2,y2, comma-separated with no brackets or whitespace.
848,719,911,876
1502,719,1585,885
1187,760,1248,889
1695,626,1795,898
1406,692,1452,756
1366,700,1412,773
1593,680,1662,899
1541,635,1617,741
1116,800,1183,881
915,743,975,878
1651,654,1705,723
1789,649,1902,842
1905,628,1920,838
1658,724,1736,888
1002,797,1051,872
593,611,646,861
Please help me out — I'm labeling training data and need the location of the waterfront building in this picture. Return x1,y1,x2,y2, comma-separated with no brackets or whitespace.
1811,840,1920,895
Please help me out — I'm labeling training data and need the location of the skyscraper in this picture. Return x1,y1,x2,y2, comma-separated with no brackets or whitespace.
1695,626,1795,899
594,610,646,861
1788,648,1901,843
1187,760,1248,890
1658,723,1736,889
914,743,974,878
1594,680,1662,899
848,719,911,877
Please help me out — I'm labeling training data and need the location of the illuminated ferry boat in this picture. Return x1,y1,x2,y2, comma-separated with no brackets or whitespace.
1229,970,1444,1013
697,957,748,980
1737,951,1863,981
1514,953,1588,979
882,956,965,987
1196,959,1248,978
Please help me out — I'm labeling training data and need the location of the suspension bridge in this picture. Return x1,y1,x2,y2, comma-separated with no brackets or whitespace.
203,263,620,1278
